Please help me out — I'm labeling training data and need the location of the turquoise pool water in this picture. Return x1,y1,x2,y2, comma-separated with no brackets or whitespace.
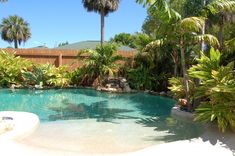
0,89,203,146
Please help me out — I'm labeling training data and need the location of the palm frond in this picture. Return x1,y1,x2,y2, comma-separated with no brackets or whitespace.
82,0,120,15
136,0,155,7
224,38,235,53
206,0,235,15
143,39,164,52
194,34,220,47
136,0,181,21
180,17,205,33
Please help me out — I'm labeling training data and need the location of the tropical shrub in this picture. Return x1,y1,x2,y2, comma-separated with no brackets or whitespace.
168,77,196,100
188,48,235,132
124,40,174,91
132,33,153,51
110,33,136,48
22,65,48,86
22,64,70,87
45,65,70,87
0,50,32,86
75,43,123,86
70,68,82,85
70,67,98,86
126,65,157,90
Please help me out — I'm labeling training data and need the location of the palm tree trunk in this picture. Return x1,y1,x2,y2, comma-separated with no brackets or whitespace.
101,9,105,48
180,38,191,111
173,49,178,77
14,39,18,49
218,15,224,51
201,0,206,52
201,23,206,52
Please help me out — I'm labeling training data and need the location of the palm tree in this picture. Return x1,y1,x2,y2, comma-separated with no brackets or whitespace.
173,17,219,109
138,0,220,110
202,0,235,50
143,16,219,110
77,43,123,85
82,0,120,47
136,0,181,20
0,15,31,48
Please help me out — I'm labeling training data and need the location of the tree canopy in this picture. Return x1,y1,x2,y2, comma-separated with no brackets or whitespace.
0,15,31,48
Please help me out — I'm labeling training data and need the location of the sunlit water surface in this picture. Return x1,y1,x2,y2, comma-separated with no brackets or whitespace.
0,89,203,153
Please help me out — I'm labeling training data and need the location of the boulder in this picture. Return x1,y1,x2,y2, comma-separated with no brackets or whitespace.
97,77,131,93
159,91,167,96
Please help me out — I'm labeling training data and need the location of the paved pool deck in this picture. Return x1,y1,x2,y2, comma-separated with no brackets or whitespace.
0,111,234,156
0,128,234,156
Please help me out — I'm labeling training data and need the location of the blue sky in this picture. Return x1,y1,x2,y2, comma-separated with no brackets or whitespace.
0,0,147,48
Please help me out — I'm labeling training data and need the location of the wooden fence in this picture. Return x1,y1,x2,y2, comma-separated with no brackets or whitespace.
1,48,136,70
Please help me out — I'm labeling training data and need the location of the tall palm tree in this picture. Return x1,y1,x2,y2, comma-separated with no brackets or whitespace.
143,16,219,110
0,15,31,49
172,17,218,109
82,0,120,47
138,0,220,110
203,0,235,50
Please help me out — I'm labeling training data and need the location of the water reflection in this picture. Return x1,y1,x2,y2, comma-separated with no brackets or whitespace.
48,100,137,122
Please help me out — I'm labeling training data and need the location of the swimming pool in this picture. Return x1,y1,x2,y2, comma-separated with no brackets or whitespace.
0,89,203,153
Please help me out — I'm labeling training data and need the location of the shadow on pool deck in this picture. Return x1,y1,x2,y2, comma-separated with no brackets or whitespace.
198,125,235,156
136,116,204,142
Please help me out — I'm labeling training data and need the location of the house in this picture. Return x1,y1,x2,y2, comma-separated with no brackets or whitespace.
54,40,136,52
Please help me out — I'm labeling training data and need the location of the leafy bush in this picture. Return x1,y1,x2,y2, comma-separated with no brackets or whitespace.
45,64,70,87
0,50,32,86
188,48,235,132
132,33,153,51
126,65,157,90
110,33,136,48
22,65,48,86
168,77,196,100
124,43,173,91
70,68,93,86
22,64,70,87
